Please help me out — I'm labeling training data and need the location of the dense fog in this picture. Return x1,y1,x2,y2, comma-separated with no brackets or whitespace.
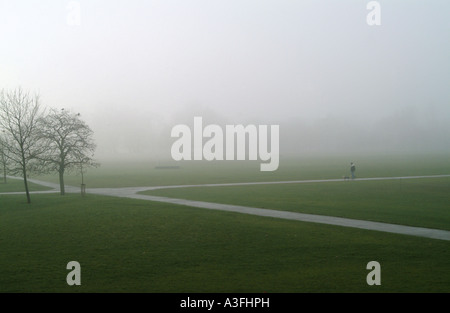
1,1,449,162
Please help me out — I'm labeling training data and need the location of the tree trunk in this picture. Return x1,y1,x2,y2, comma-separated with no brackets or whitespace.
20,148,31,203
23,167,31,204
59,168,65,196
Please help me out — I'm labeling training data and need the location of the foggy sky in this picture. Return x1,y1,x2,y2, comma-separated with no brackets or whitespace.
1,0,449,161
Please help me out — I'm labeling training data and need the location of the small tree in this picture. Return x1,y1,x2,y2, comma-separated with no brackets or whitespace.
77,155,99,196
37,108,97,195
0,88,45,203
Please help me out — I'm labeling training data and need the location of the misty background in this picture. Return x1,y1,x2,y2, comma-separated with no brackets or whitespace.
1,0,449,162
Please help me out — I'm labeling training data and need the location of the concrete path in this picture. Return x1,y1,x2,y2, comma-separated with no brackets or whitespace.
2,175,450,241
89,174,450,192
127,193,450,241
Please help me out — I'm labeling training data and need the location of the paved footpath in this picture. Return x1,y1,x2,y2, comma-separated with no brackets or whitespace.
3,175,450,241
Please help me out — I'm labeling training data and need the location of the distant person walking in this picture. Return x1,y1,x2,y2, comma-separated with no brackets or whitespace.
350,162,356,179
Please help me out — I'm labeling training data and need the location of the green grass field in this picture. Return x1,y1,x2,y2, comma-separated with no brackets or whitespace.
0,193,449,293
0,178,52,193
141,177,450,231
32,153,450,188
1,154,449,292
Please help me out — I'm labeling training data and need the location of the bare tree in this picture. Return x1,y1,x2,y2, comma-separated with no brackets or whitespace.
37,108,97,195
77,155,99,196
0,88,45,203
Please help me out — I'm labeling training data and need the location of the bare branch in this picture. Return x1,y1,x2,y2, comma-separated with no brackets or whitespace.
0,87,45,203
37,108,98,195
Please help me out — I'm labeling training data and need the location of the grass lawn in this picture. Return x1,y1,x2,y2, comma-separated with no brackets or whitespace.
141,177,450,231
0,193,449,293
2,154,449,293
0,178,53,193
33,153,450,188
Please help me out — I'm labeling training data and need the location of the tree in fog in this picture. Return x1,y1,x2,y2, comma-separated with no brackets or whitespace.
0,88,45,203
37,108,97,195
0,131,10,184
